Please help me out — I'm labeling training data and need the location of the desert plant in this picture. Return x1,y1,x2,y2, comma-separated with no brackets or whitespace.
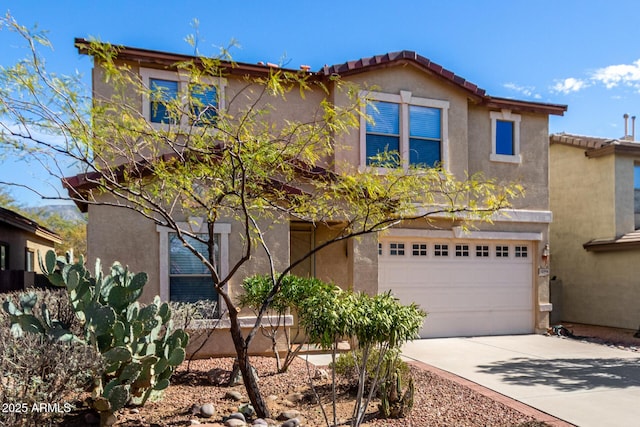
0,326,103,427
299,289,424,427
239,274,336,372
170,299,224,369
2,250,188,427
333,347,410,393
378,359,415,419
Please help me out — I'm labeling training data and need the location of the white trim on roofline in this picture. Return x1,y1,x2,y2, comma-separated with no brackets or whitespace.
382,228,543,242
414,207,552,224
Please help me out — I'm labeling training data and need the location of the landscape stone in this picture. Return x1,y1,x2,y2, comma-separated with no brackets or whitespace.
285,392,304,403
228,412,246,422
225,390,244,401
224,420,246,427
200,403,216,418
313,368,329,380
277,410,300,421
239,403,256,418
190,420,202,425
251,419,268,426
280,418,300,427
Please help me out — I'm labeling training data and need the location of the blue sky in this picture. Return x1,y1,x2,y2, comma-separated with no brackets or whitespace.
3,1,640,205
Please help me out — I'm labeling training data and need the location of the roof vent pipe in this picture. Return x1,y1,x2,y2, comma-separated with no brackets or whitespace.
624,113,629,139
632,116,636,141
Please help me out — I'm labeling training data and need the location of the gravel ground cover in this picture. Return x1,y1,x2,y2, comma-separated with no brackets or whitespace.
60,323,639,427
102,356,546,427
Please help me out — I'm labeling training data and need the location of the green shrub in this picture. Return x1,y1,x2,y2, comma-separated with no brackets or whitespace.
333,347,410,392
0,326,103,427
0,288,81,335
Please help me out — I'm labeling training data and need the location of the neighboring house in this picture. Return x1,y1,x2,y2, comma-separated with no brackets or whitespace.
67,41,566,354
550,131,640,330
0,206,61,291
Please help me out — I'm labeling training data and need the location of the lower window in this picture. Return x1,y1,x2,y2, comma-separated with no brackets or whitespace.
169,233,219,315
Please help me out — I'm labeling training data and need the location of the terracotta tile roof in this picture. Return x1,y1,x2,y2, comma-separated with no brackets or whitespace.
75,40,567,116
322,51,567,116
550,132,615,149
322,50,487,98
550,132,640,157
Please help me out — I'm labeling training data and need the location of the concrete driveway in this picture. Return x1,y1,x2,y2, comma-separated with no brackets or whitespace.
401,335,640,427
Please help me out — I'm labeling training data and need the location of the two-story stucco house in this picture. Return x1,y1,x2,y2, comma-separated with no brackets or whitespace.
67,41,566,353
550,131,640,331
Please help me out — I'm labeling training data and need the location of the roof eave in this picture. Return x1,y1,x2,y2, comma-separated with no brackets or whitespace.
484,97,567,116
74,38,317,79
583,239,640,252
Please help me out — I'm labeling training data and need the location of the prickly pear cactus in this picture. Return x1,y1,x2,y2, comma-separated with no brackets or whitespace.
4,249,188,426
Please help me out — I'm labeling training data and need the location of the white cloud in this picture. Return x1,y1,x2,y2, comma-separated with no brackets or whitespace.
591,59,640,89
503,82,542,99
551,77,589,94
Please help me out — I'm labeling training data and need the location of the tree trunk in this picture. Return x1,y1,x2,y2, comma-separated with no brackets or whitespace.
228,309,270,419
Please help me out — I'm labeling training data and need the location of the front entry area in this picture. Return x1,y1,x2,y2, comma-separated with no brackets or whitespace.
379,236,534,338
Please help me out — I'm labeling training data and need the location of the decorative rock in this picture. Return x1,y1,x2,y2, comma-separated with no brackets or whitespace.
238,403,255,418
191,404,202,415
228,412,246,422
200,403,216,418
129,408,140,414
225,390,244,401
277,410,300,421
252,419,268,426
285,392,304,403
280,418,300,427
280,399,296,408
224,419,247,427
229,360,259,386
190,420,202,425
208,368,230,385
314,368,329,380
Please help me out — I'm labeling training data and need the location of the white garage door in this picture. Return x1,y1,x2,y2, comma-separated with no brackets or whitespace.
379,238,534,338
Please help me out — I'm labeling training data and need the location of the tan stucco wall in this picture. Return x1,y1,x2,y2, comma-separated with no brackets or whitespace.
549,143,640,329
468,107,550,210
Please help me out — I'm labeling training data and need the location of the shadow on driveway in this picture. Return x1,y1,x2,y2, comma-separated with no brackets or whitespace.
477,357,640,391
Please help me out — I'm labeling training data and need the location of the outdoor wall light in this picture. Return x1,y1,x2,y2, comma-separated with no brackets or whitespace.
542,243,550,265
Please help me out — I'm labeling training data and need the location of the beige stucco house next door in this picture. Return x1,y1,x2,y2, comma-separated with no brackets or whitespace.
550,132,640,330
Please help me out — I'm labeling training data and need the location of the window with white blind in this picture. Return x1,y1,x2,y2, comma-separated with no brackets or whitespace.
361,90,449,169
141,68,225,127
169,233,218,310
157,222,230,316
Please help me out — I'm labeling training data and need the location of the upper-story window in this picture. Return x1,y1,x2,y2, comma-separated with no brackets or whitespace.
150,78,179,124
490,110,521,163
141,68,225,127
360,90,449,169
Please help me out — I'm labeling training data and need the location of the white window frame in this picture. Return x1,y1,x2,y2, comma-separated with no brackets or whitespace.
157,221,231,314
490,109,521,164
360,90,450,171
140,68,227,129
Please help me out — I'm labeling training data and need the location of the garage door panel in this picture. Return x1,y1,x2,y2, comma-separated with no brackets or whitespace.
379,237,534,338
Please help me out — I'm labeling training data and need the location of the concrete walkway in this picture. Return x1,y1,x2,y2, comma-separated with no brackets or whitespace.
401,335,640,427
